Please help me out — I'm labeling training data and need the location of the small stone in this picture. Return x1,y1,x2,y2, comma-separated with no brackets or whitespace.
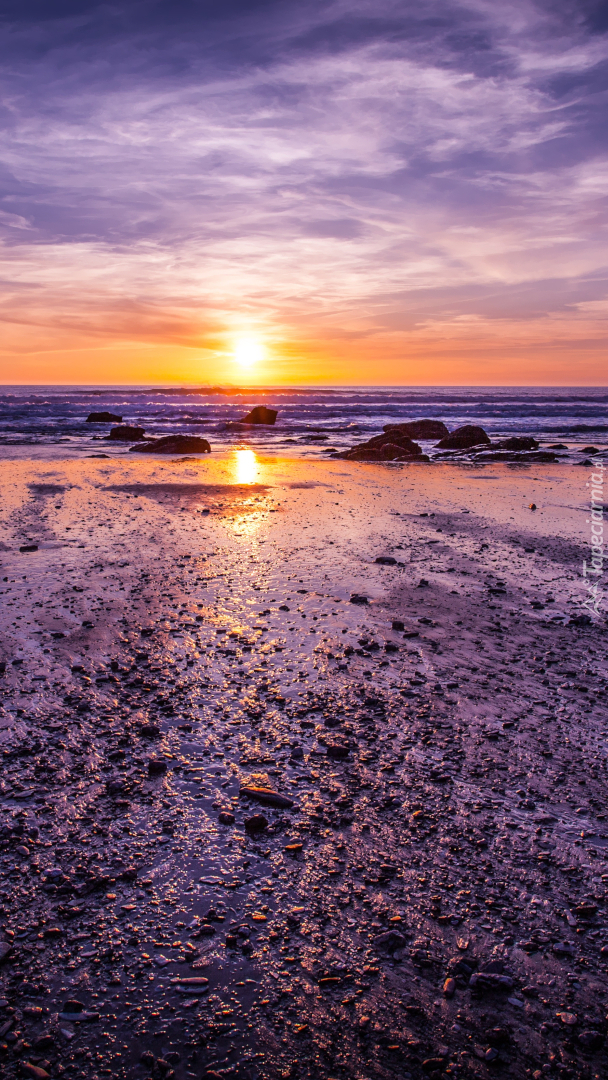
443,977,456,999
22,1065,49,1080
148,758,168,775
218,811,235,825
239,786,294,808
245,814,268,833
557,1012,578,1026
578,1030,603,1050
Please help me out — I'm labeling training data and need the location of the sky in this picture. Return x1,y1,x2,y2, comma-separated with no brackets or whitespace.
0,0,607,385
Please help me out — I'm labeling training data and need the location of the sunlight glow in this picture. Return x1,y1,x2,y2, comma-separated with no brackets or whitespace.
234,448,258,485
233,336,265,369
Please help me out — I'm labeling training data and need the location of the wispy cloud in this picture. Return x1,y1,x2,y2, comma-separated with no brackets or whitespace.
0,0,606,381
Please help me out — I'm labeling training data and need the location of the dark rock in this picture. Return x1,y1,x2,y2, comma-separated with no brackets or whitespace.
340,433,424,461
0,941,13,962
239,785,294,808
376,556,396,565
140,724,161,737
578,1030,604,1050
148,758,168,776
327,743,349,759
581,446,599,454
62,1000,85,1013
375,930,406,949
237,406,278,425
130,435,211,454
22,1065,50,1080
469,972,513,990
19,545,38,553
494,436,539,450
435,425,491,449
244,814,268,833
86,411,122,423
350,594,369,605
218,811,235,825
107,425,146,440
383,419,449,439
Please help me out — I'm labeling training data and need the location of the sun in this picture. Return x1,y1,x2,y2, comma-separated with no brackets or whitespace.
233,336,265,369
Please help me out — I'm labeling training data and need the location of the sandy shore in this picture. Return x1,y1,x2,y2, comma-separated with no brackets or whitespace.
0,452,607,1080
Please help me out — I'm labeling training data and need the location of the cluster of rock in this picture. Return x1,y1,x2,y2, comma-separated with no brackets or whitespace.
336,420,559,463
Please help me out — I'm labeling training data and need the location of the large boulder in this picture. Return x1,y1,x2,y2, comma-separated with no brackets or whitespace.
237,406,277,425
383,419,449,439
435,425,490,449
87,411,122,423
130,435,211,454
107,425,146,441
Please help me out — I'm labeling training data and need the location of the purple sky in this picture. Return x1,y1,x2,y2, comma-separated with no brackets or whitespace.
1,0,607,383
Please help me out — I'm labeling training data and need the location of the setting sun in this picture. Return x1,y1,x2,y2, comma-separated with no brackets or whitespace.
233,336,265,369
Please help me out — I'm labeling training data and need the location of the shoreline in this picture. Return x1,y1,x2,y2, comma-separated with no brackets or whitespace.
0,453,606,1080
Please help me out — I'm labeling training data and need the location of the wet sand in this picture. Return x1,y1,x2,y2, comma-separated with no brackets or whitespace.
0,452,607,1080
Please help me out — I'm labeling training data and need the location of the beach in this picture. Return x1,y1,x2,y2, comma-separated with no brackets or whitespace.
0,451,607,1080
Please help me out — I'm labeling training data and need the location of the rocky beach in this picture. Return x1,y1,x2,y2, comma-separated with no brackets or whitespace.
0,450,607,1080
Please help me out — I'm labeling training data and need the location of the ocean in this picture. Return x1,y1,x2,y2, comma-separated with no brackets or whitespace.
0,385,606,461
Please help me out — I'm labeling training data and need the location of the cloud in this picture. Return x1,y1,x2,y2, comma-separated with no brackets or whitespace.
0,0,606,379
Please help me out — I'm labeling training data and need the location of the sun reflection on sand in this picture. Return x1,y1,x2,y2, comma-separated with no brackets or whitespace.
233,448,258,485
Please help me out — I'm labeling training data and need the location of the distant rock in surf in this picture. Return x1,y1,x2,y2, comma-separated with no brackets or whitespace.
107,425,146,441
236,406,278,425
435,425,490,449
129,435,211,454
87,411,123,423
382,419,448,439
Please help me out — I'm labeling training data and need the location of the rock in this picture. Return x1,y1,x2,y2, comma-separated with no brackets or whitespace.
237,406,278,425
86,411,122,423
570,614,592,626
494,436,539,450
0,941,12,963
557,1012,578,1026
140,1051,155,1068
375,930,406,949
148,758,168,776
375,556,396,565
140,724,161,737
244,814,268,833
350,594,369,605
239,785,294,808
383,419,449,439
581,445,599,454
435,425,491,449
469,973,514,991
578,1030,604,1050
130,435,211,454
552,941,575,955
22,1064,50,1080
340,434,424,461
327,743,349,759
218,811,235,825
107,425,146,440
